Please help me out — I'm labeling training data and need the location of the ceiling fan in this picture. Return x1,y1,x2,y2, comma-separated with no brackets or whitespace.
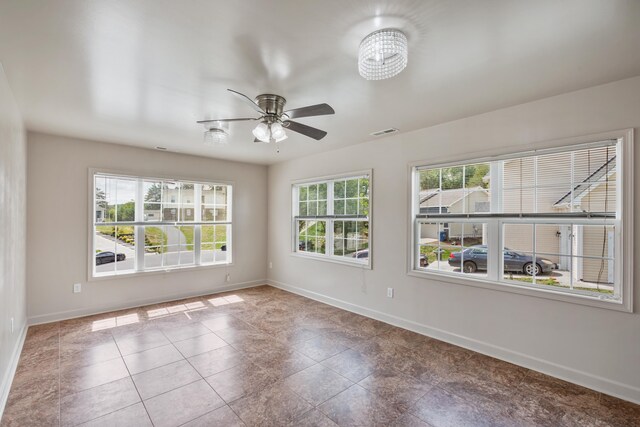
198,89,335,144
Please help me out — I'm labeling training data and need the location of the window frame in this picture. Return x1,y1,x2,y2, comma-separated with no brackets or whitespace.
408,129,634,312
291,170,373,269
87,168,234,282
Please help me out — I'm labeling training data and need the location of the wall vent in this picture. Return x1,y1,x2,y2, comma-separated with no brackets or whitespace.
370,128,399,137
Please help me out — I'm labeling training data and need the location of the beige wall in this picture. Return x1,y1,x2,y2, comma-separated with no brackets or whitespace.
267,76,640,403
26,133,268,323
0,66,27,412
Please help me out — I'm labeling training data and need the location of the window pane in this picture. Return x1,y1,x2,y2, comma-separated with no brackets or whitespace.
144,181,162,203
334,180,345,199
114,226,135,273
94,226,116,275
179,226,194,265
418,222,487,277
318,183,327,200
299,202,308,216
299,186,308,202
202,206,215,221
215,207,228,222
334,200,345,215
419,165,490,215
308,184,318,200
308,201,317,216
116,179,136,222
179,183,195,222
202,184,215,204
333,220,366,259
144,226,164,269
215,224,229,262
318,201,327,216
298,220,325,254
163,205,179,221
346,199,357,215
215,185,228,205
346,179,358,198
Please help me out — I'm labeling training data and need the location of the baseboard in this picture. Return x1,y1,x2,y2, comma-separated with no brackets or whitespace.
0,323,28,422
28,280,267,325
267,279,640,405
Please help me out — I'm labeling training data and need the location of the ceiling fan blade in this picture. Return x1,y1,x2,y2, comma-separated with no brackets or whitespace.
197,117,258,124
284,103,335,119
283,120,327,140
227,89,265,114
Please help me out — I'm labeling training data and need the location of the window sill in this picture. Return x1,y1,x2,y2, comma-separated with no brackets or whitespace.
290,251,371,270
407,268,630,313
88,262,233,282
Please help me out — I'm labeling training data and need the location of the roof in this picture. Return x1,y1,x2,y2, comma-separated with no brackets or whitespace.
419,186,488,207
554,156,616,205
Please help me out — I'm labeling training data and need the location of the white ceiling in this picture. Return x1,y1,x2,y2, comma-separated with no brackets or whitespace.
1,0,640,165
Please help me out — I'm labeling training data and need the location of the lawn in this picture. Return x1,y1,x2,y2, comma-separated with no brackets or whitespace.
179,225,227,250
96,225,167,253
420,245,452,264
510,277,613,294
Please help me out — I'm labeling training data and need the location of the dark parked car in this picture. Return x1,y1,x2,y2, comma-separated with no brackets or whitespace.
96,251,126,265
351,249,369,260
448,245,556,275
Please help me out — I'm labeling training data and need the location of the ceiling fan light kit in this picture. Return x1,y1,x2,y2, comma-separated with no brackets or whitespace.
358,28,408,80
198,90,334,148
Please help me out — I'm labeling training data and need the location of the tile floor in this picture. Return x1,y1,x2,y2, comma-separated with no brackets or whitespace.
2,285,639,426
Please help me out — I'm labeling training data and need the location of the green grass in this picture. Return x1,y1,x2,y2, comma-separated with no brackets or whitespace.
179,226,227,250
145,227,167,247
420,245,452,264
510,277,613,294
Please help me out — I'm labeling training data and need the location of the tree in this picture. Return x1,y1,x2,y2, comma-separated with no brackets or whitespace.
420,164,490,190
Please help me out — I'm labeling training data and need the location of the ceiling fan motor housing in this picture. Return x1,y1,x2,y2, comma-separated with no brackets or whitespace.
256,94,286,119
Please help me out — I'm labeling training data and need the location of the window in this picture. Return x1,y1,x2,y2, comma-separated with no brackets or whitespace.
92,172,232,278
411,134,633,309
293,172,371,266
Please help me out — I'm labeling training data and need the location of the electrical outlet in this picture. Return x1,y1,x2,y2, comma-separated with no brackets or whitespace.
387,287,394,298
10,317,14,334
73,283,82,293
269,262,273,269
225,273,231,282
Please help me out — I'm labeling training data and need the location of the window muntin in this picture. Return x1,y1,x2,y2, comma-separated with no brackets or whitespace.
93,173,232,277
412,139,623,302
293,173,370,266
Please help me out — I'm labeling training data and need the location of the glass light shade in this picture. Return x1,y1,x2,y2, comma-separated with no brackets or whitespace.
252,122,270,142
270,122,287,142
203,128,229,145
203,121,229,145
358,28,408,80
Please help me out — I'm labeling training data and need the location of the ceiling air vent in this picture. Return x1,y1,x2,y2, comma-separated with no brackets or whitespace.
370,128,399,137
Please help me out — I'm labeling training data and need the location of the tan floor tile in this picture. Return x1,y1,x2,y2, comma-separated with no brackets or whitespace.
144,379,225,427
181,405,246,427
318,384,404,426
123,343,183,375
173,333,228,357
60,377,140,426
229,381,313,426
132,359,201,400
188,345,245,377
5,286,638,427
60,357,129,396
284,364,353,406
114,328,170,356
78,402,153,426
205,361,279,402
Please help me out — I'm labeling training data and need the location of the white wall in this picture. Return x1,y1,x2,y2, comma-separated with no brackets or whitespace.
26,132,268,323
267,76,640,403
0,66,27,414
